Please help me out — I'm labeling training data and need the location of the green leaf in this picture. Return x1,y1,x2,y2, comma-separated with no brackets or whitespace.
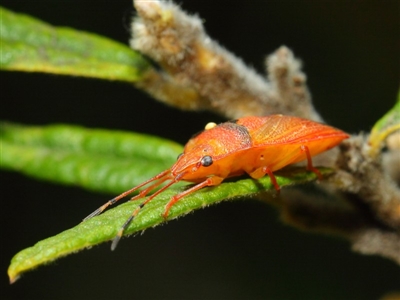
2,122,332,283
368,90,400,157
7,166,329,283
0,122,183,194
0,7,151,82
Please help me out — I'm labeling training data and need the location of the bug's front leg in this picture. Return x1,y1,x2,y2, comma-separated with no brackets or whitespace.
162,176,224,219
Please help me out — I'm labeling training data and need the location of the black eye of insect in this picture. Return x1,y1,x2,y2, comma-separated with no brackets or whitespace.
177,153,183,160
200,155,213,167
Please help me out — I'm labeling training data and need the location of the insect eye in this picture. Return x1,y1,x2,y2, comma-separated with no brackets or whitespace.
200,155,213,167
177,153,183,160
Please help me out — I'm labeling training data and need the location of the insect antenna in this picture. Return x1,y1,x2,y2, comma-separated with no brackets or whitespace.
82,169,171,222
111,172,186,250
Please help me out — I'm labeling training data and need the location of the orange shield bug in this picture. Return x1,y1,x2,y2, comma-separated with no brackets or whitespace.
84,114,349,249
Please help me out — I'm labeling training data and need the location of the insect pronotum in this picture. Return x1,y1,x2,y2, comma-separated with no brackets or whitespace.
83,114,349,250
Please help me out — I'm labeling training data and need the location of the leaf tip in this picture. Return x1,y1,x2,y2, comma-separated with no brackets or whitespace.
8,268,21,284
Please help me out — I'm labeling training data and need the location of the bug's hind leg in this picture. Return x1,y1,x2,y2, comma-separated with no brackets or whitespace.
300,145,322,179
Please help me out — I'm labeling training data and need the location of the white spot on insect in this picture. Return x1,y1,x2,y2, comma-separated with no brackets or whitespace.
205,122,217,130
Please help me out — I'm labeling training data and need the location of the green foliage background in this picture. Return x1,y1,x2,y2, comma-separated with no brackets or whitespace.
2,1,399,299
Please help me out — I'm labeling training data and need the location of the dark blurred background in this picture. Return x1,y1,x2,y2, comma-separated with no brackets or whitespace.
1,1,399,299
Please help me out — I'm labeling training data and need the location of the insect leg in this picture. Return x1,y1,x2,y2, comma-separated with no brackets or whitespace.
263,167,280,192
162,176,224,219
300,145,322,179
83,169,171,222
111,173,186,250
249,167,280,191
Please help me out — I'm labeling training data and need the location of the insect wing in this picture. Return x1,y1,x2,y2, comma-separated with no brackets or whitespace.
240,115,348,146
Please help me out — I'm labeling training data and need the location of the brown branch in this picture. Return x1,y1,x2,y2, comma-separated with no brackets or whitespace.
131,0,321,121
